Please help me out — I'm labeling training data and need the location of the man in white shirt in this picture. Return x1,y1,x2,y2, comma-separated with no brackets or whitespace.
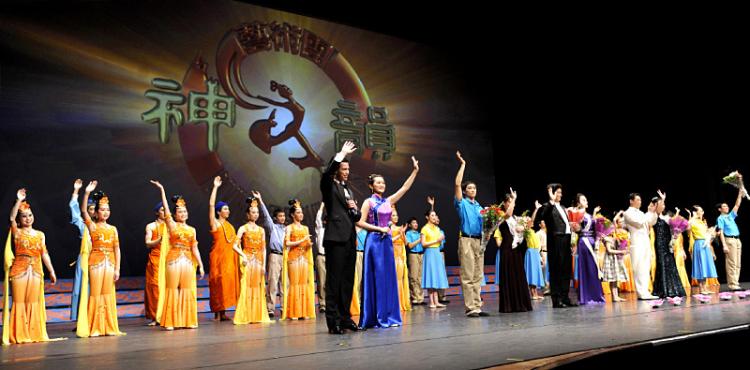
623,192,660,300
315,203,327,313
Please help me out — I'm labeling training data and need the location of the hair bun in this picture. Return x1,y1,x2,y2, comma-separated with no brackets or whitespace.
171,195,182,204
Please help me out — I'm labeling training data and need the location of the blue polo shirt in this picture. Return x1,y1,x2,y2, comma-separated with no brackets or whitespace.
717,210,740,237
405,229,423,253
454,197,482,237
356,229,367,251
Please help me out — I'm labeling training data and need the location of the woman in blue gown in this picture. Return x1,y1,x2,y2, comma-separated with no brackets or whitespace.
357,156,420,329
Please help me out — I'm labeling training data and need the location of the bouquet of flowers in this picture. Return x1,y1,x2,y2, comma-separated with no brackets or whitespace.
613,229,630,251
593,215,614,239
669,215,689,236
723,171,750,200
480,205,505,253
567,208,585,225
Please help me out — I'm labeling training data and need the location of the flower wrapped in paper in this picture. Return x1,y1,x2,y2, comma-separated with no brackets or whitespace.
613,229,629,251
593,215,614,239
723,171,750,200
567,208,584,225
480,205,505,252
669,215,689,236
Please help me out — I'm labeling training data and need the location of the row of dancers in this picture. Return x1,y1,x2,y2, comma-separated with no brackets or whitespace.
2,147,745,342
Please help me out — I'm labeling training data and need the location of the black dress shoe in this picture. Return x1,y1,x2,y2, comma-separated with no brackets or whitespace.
552,302,567,308
477,311,490,317
319,307,326,313
343,322,366,331
562,300,578,307
328,325,345,334
438,299,450,304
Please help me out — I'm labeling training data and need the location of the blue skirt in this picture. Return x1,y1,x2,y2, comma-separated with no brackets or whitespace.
524,248,545,287
359,233,402,328
422,248,449,289
495,249,501,285
692,239,718,280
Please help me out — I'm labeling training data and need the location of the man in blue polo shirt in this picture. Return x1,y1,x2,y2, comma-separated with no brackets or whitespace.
406,217,425,305
454,151,487,317
716,178,745,291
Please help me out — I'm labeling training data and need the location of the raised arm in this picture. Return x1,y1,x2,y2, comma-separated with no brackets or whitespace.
70,179,85,233
150,180,176,231
388,156,419,204
81,181,97,232
9,188,25,234
427,195,435,213
209,176,222,231
321,141,357,190
733,176,744,214
253,191,273,230
530,200,542,225
454,151,465,201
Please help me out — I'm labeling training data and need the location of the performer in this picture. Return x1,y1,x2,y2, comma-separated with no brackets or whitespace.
537,220,550,295
357,156,419,328
497,190,533,313
390,207,411,311
524,201,546,301
405,217,424,305
144,201,166,325
435,214,450,304
421,199,450,310
716,179,744,291
320,141,362,334
151,181,206,330
454,151,487,317
2,189,58,345
257,196,286,318
76,181,125,337
208,176,239,321
601,212,629,302
535,184,578,308
572,194,605,304
232,194,271,324
69,179,94,324
651,195,686,298
281,199,316,320
623,192,659,300
688,206,718,295
314,202,327,313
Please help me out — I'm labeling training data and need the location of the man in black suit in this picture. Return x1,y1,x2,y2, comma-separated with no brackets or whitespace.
534,183,579,308
320,141,363,334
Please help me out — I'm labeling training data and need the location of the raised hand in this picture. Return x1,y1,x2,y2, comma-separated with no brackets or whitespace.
456,150,465,164
427,196,435,206
594,206,601,215
340,141,357,156
535,200,542,209
251,190,262,201
657,189,666,200
73,179,83,191
85,181,98,193
213,176,222,188
412,156,419,171
510,187,517,200
149,180,163,189
16,188,26,201
547,187,555,202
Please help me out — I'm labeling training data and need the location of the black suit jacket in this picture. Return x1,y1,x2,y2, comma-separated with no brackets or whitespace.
535,202,570,236
320,156,361,243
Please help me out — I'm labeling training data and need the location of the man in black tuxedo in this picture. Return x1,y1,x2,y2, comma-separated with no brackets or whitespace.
534,183,579,308
320,141,363,334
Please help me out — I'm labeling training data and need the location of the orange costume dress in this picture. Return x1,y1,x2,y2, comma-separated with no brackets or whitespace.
156,222,199,328
76,221,125,337
144,221,162,321
281,224,315,320
209,220,239,313
2,230,51,344
233,224,271,324
391,226,411,312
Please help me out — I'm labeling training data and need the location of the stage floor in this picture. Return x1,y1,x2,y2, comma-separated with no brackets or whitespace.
2,286,749,369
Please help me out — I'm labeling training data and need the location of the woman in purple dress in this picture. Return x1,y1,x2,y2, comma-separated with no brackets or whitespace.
573,194,605,304
356,156,419,328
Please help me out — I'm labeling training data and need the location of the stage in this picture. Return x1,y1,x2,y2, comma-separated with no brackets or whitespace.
2,285,749,369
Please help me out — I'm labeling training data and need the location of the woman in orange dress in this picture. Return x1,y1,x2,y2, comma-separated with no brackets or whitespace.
390,207,411,312
144,202,166,325
2,189,58,345
208,176,238,321
281,199,315,320
151,180,206,330
76,181,125,337
232,193,271,324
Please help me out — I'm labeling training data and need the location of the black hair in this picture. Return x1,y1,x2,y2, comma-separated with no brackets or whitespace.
547,183,562,193
91,190,107,213
715,202,726,211
288,199,302,217
272,208,284,218
368,174,384,193
245,197,259,214
170,194,184,214
650,196,661,204
628,193,641,201
573,193,586,208
462,181,476,192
